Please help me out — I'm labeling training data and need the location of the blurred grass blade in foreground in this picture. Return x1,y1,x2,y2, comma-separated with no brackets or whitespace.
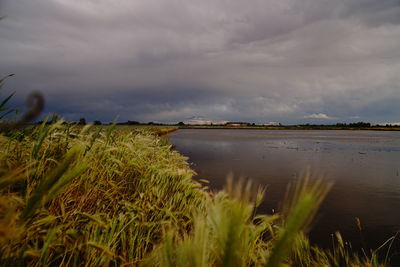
266,176,332,267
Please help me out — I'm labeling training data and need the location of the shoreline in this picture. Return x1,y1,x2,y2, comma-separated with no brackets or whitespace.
179,125,400,131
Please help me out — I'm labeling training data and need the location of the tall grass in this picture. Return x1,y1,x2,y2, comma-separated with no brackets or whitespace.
0,74,16,121
0,123,387,266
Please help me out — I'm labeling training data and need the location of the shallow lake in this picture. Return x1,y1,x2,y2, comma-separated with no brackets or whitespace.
169,129,400,251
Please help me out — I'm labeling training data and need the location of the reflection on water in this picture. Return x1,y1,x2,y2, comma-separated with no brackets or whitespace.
169,129,400,250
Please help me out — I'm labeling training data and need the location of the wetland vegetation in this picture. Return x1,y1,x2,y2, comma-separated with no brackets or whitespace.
0,122,392,266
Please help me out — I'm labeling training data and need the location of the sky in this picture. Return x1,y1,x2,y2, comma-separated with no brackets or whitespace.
1,0,400,124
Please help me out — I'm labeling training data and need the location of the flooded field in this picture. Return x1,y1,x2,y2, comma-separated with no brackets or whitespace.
169,129,400,250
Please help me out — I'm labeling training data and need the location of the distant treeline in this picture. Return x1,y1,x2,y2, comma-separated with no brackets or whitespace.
33,116,399,129
34,117,185,126
303,122,371,127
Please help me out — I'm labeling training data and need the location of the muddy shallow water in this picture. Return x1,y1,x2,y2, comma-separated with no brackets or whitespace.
169,129,400,251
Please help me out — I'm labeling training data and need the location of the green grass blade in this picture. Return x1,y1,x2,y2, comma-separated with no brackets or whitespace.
21,146,82,220
266,178,332,267
0,92,15,110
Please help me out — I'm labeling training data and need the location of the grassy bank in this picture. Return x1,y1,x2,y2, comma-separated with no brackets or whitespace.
0,123,386,266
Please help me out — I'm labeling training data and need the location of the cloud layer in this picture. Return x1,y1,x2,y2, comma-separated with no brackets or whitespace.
1,0,400,123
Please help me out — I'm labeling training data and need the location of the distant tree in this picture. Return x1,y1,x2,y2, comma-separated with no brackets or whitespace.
127,120,140,125
177,121,185,126
93,120,102,125
349,122,370,128
148,122,154,125
78,118,86,125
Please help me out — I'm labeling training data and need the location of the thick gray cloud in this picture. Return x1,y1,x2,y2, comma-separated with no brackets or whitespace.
1,0,400,123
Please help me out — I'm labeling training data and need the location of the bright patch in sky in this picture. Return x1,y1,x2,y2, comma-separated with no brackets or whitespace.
304,113,337,120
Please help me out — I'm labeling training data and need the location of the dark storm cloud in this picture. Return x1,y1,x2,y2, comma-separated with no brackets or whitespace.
1,0,400,124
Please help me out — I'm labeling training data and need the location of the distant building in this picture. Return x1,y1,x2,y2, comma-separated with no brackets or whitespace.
264,122,281,126
185,119,228,125
225,122,251,127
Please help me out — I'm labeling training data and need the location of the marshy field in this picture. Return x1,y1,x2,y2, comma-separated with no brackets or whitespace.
0,122,397,266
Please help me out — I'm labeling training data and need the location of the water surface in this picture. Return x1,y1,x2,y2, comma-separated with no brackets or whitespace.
169,129,400,251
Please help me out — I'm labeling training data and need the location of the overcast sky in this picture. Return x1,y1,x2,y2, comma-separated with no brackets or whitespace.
1,0,400,124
